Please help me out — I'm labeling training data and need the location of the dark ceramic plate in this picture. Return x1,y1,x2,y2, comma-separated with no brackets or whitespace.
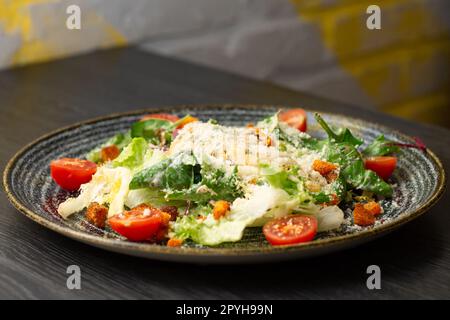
3,105,446,263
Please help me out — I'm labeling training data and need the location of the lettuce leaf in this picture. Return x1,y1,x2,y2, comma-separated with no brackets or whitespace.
86,131,131,163
112,137,148,169
57,166,132,218
171,185,297,245
131,118,175,146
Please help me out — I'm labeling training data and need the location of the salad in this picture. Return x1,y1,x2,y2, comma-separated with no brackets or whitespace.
50,109,403,247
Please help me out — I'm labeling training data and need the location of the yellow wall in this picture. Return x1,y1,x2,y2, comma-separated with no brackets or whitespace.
0,0,126,67
292,0,450,126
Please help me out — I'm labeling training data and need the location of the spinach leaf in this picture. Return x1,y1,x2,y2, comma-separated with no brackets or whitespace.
129,152,198,190
362,134,400,156
130,152,243,203
167,165,243,203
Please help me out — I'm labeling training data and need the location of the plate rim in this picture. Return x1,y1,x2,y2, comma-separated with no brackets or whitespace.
2,104,447,258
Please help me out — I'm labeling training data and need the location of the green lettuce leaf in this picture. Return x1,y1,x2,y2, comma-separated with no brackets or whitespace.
171,185,297,245
112,137,148,169
86,131,131,163
259,164,299,195
130,118,175,146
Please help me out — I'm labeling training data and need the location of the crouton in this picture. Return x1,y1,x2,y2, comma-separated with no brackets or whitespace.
312,159,337,176
86,202,108,228
213,200,231,220
363,201,382,216
167,238,183,247
101,145,120,162
353,203,375,226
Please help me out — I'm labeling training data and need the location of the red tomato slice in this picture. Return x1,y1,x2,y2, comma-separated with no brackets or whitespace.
364,156,397,180
50,158,97,191
263,215,317,246
108,207,170,242
140,113,179,122
279,109,307,132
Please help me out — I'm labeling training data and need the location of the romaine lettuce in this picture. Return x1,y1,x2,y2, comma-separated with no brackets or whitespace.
112,137,147,169
58,166,132,218
171,185,297,245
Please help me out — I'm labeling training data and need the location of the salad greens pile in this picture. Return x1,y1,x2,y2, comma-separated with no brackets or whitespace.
58,111,400,246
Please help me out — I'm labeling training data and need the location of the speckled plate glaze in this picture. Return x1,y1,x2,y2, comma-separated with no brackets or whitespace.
3,105,446,263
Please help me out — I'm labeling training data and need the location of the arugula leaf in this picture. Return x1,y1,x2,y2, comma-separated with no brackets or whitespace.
313,193,332,204
315,115,392,196
323,141,393,197
312,176,347,204
362,134,400,156
86,131,131,163
314,113,363,147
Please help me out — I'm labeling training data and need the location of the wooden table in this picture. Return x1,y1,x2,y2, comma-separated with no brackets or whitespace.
0,48,448,299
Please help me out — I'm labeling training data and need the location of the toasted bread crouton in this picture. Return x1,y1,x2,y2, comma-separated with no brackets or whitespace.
363,201,382,216
312,159,337,176
101,145,120,162
86,202,108,228
353,203,376,226
161,205,179,221
167,238,183,247
213,200,231,220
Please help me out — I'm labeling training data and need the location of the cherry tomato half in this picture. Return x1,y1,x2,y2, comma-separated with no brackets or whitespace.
263,215,318,246
108,206,170,242
140,113,180,122
50,158,97,191
279,108,307,132
364,156,397,180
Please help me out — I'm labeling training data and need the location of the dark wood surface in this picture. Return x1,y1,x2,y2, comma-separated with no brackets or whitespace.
0,47,448,299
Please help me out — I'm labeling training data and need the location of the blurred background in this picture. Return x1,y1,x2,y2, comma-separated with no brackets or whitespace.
0,0,449,127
